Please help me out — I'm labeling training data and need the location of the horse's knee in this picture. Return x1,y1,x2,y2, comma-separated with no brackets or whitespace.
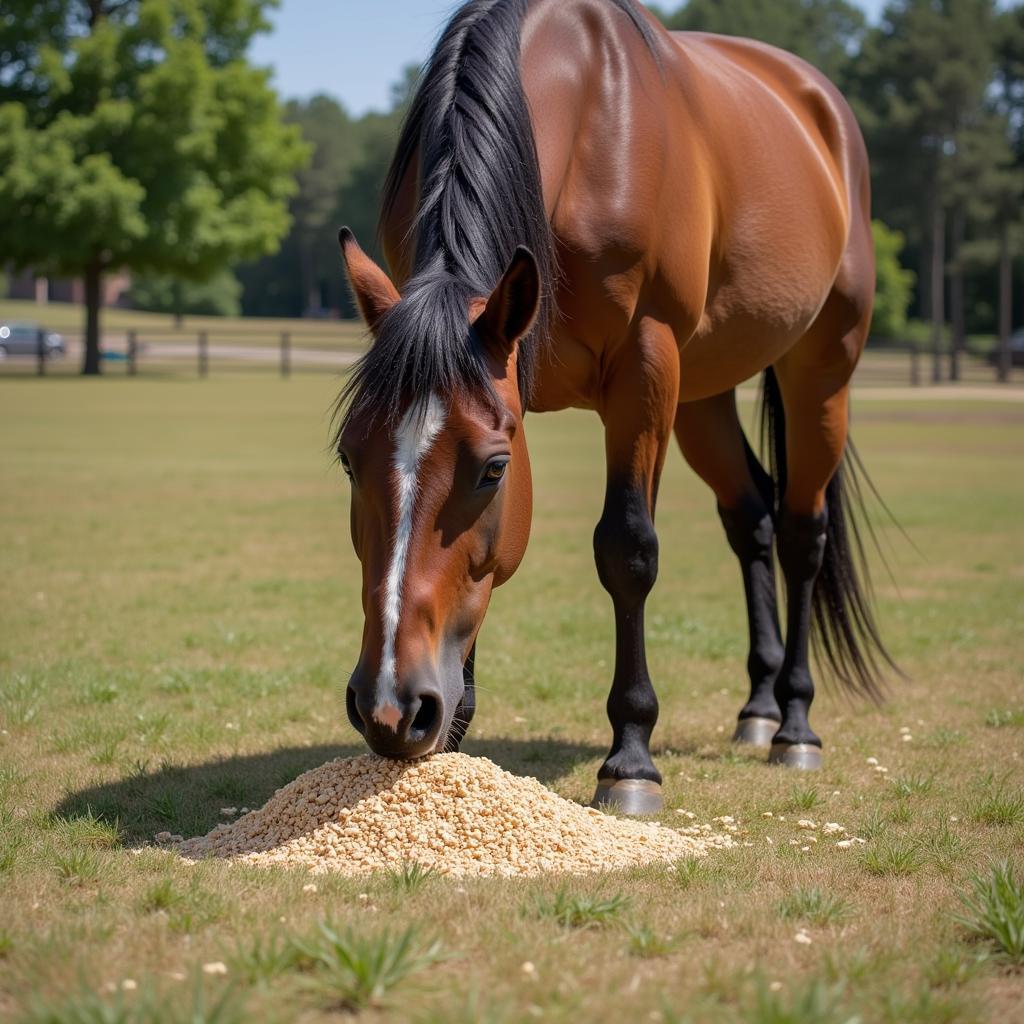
594,490,658,604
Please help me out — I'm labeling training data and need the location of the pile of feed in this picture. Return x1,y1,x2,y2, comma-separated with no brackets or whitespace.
175,753,732,877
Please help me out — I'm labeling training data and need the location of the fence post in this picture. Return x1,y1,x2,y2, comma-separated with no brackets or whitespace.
127,330,138,377
909,345,919,386
36,326,46,376
198,331,208,378
280,331,291,379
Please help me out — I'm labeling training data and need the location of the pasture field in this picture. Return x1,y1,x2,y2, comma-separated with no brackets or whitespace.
1,374,1022,1023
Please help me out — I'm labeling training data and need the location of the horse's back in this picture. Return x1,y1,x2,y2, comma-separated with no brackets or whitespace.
653,31,872,397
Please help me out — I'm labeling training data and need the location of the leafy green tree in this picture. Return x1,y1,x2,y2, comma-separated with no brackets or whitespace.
237,67,418,319
992,4,1024,379
653,0,866,82
852,0,999,381
128,269,242,317
288,95,361,314
870,220,916,340
0,0,308,374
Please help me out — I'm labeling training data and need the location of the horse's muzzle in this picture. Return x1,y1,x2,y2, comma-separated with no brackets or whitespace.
346,672,445,759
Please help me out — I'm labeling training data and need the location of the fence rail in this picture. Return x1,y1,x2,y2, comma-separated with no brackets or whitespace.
0,323,366,378
1,326,1021,388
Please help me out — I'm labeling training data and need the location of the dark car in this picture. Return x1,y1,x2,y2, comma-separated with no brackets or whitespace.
0,321,66,359
987,329,1024,368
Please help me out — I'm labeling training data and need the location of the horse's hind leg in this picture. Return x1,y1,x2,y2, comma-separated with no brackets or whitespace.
768,290,868,768
591,317,680,815
675,392,785,745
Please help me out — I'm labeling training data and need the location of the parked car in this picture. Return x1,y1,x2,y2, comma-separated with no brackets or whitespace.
987,328,1024,368
0,321,66,358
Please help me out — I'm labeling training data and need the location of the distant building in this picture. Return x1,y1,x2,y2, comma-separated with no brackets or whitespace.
5,269,132,307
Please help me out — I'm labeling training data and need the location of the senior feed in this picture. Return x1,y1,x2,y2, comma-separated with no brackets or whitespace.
174,753,732,877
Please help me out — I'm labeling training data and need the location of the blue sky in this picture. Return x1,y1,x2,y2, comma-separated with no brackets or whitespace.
251,0,888,116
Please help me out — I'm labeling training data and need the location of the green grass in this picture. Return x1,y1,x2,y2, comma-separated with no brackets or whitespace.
956,862,1024,965
1,377,1023,1020
776,886,851,926
383,861,436,894
291,921,449,1011
532,887,632,929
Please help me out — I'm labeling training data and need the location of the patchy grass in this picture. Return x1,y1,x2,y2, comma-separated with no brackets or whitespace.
1,378,1022,1020
776,886,851,926
973,786,1024,828
532,887,631,929
956,862,1024,965
291,921,448,1011
862,837,926,878
383,861,436,895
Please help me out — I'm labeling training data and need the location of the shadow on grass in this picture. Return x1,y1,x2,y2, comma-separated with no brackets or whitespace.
51,737,605,843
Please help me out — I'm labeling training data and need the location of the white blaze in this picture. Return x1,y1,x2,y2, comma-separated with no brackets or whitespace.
373,394,445,728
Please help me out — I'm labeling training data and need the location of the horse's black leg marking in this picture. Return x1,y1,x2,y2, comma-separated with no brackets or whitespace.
447,643,476,752
718,494,785,740
770,509,828,766
593,481,661,800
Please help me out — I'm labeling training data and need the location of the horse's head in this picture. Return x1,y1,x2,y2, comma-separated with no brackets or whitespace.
336,230,539,758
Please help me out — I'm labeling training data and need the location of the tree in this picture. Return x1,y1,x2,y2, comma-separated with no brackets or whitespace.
870,220,916,340
992,4,1024,380
128,269,242,318
236,66,418,320
0,0,308,374
852,0,999,382
287,95,361,314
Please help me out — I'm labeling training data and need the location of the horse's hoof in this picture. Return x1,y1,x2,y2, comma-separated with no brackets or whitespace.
591,778,664,816
768,742,822,770
732,716,780,748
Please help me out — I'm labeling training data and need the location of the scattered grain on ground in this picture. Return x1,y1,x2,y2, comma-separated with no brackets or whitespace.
174,753,733,877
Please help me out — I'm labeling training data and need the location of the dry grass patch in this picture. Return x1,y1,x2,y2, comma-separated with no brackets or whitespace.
2,382,1023,1021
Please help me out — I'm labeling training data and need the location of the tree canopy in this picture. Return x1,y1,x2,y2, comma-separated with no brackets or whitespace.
0,0,308,372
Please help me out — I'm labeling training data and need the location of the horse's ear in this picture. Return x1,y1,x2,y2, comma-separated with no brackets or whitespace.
339,227,400,331
476,246,541,362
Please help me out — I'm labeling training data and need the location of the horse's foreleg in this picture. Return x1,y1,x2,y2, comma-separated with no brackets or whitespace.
591,319,679,815
674,393,785,747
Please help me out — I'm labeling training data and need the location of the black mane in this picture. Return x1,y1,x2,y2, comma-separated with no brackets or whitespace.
336,0,657,433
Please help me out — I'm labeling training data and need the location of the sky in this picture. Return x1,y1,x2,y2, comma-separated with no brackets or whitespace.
251,0,888,116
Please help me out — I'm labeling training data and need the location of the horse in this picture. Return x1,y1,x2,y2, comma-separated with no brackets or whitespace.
334,0,895,814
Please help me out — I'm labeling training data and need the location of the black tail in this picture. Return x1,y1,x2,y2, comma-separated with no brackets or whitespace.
759,367,898,702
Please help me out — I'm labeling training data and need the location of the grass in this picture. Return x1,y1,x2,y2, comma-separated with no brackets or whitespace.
973,786,1024,827
956,862,1024,965
291,921,448,1011
1,377,1022,1020
532,887,632,928
862,837,925,877
776,886,851,926
384,861,436,894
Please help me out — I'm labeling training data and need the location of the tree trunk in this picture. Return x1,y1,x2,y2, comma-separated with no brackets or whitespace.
930,199,946,384
82,259,103,376
997,221,1012,384
949,204,965,383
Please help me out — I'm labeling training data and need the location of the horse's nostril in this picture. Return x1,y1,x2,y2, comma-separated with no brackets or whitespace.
410,694,439,739
346,686,365,734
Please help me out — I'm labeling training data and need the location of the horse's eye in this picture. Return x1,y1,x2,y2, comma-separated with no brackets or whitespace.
480,459,509,486
339,452,353,480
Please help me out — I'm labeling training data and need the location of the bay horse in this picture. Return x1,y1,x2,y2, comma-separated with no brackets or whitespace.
335,0,894,813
